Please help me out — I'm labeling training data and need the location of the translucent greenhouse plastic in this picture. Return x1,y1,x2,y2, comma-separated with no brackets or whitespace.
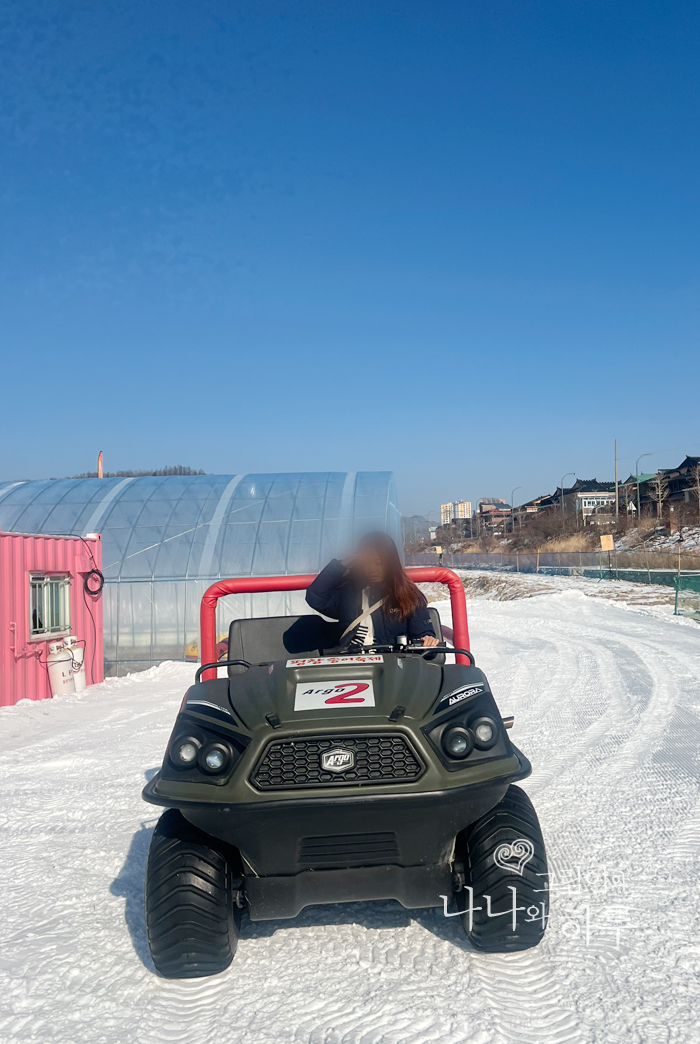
0,473,401,674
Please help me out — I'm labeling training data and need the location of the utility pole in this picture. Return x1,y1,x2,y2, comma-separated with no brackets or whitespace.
614,440,619,520
510,486,522,534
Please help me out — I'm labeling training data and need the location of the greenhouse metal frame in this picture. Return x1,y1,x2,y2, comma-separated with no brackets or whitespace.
0,472,401,674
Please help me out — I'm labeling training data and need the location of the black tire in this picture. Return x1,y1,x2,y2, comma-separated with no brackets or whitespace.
145,809,240,978
458,785,548,952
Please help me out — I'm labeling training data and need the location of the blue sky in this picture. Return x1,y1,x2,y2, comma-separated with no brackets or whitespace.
1,1,699,517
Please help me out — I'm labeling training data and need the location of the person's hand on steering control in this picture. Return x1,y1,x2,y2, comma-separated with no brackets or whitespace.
422,635,439,647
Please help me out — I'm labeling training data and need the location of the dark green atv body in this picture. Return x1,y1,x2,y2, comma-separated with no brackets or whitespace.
143,613,548,978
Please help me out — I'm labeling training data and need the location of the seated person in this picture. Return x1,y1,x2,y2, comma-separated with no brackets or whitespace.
306,531,439,650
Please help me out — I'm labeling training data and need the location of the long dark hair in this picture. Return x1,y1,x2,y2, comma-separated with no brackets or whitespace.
355,531,426,620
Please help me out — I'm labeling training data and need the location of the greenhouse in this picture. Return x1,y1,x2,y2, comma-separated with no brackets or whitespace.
0,472,401,674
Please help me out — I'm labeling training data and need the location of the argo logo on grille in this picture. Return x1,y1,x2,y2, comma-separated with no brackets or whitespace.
294,680,376,710
251,734,424,789
320,748,355,772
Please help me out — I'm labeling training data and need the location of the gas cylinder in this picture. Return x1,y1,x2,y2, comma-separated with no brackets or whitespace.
47,641,76,697
63,636,86,692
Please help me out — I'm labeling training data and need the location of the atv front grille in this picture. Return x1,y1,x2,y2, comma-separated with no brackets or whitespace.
251,734,424,790
299,832,400,867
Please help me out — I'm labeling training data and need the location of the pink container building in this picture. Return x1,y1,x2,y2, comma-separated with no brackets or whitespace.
0,531,104,708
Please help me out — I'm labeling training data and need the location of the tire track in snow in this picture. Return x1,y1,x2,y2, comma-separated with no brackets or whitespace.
136,974,234,1044
590,637,681,782
495,624,636,795
468,596,700,1044
471,952,589,1044
669,805,700,858
3,592,700,1043
495,608,693,799
130,600,697,1044
133,914,481,1044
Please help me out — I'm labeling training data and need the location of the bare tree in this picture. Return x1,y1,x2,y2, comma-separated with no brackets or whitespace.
691,463,700,521
648,471,669,520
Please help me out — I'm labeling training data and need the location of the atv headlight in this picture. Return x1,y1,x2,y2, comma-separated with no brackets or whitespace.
171,736,201,768
471,717,498,749
442,726,474,759
199,742,232,774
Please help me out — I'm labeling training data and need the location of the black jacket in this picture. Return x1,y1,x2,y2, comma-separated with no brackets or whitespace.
305,558,435,646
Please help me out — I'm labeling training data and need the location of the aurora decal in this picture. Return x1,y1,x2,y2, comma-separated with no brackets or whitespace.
433,683,486,715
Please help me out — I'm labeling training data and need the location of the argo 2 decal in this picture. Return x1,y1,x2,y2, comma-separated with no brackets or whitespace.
294,680,376,711
433,683,485,715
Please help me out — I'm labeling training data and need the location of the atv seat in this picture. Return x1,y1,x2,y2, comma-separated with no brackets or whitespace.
227,608,444,676
227,614,342,675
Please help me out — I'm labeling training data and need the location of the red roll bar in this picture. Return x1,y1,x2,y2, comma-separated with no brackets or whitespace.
199,567,470,680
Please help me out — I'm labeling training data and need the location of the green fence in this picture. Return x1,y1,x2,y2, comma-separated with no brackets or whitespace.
675,574,700,619
405,551,700,607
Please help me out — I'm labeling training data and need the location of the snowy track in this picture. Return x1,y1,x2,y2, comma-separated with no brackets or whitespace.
1,582,700,1043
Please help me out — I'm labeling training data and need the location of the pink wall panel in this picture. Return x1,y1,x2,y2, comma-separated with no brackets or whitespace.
0,532,103,708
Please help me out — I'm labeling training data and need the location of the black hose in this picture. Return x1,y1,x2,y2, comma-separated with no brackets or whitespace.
84,568,104,596
78,538,104,684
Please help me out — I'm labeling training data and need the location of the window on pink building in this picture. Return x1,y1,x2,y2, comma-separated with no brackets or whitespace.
29,574,71,638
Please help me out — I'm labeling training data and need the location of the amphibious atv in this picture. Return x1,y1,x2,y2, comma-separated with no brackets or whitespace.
143,569,548,978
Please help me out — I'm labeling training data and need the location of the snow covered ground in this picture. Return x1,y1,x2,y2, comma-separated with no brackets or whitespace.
2,576,700,1044
616,524,700,554
425,569,678,608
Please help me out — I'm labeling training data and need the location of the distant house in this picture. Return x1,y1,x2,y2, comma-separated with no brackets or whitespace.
565,479,616,523
478,498,511,534
622,457,700,515
666,457,700,505
621,472,655,514
516,493,556,519
518,479,615,524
